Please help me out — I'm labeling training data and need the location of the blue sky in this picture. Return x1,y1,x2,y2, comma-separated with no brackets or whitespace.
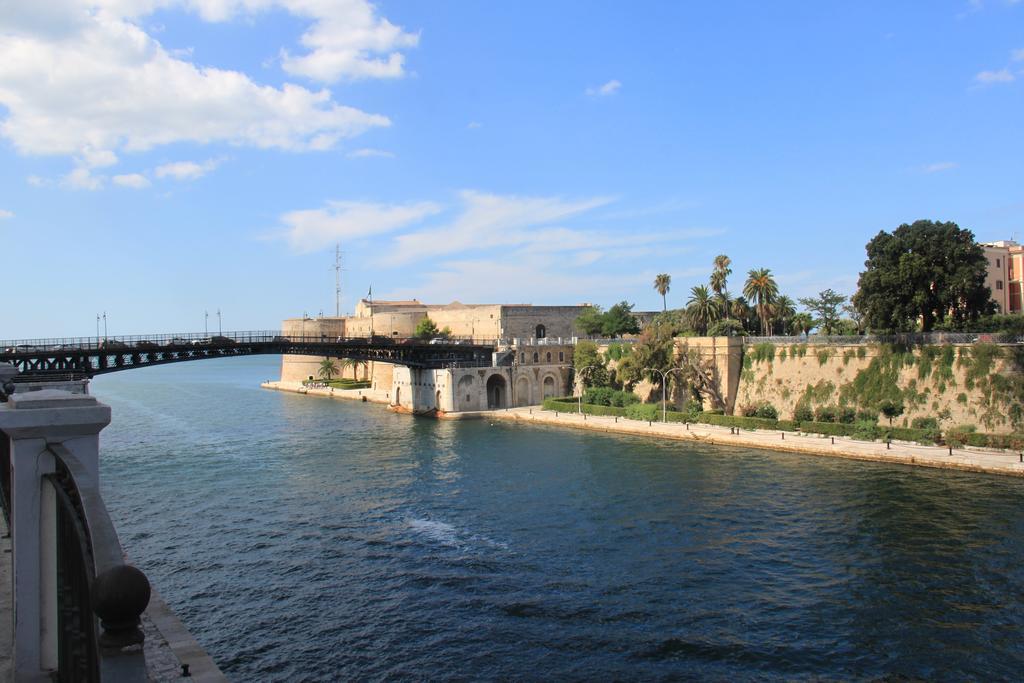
1,1,1022,338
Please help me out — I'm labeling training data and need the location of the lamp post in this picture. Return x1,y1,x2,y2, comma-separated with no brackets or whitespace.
643,366,685,423
574,364,606,414
205,310,209,335
217,309,222,335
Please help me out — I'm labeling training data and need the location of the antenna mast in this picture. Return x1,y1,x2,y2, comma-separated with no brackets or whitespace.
334,244,343,316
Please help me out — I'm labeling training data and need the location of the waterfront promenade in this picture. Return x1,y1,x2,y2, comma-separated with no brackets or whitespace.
488,407,1024,478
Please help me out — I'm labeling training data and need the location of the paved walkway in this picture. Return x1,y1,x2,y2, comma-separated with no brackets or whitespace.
488,407,1024,478
261,380,390,405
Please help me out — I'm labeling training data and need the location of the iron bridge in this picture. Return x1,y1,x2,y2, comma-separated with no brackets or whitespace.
0,331,497,382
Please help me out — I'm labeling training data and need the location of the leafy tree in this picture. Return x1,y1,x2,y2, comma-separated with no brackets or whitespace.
798,289,847,335
573,340,609,387
440,326,453,338
318,358,338,381
686,284,720,335
575,306,605,336
852,220,994,332
743,268,779,335
650,309,692,336
601,301,641,337
731,296,755,332
348,358,368,380
414,316,440,339
879,399,905,426
707,319,746,337
616,325,676,390
653,274,672,312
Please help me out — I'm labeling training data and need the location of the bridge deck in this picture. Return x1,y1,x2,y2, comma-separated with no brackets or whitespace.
0,332,497,381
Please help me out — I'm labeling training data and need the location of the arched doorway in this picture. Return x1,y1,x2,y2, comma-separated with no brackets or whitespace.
485,374,507,409
395,386,401,407
542,375,557,399
515,376,531,407
535,324,546,339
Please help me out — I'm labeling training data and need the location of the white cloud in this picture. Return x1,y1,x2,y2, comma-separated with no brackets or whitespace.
113,173,151,188
467,121,483,129
388,190,615,265
26,175,50,187
922,161,958,173
586,79,621,96
0,1,401,172
154,159,221,180
346,148,395,159
62,167,103,190
277,200,442,253
1013,48,1024,61
0,209,13,219
975,68,1015,84
276,0,420,82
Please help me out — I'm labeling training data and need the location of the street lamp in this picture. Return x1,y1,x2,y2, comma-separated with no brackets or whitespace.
205,310,209,335
574,364,606,414
217,309,222,335
643,366,685,423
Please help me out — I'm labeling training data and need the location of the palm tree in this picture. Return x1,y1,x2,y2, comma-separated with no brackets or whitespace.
743,268,779,336
349,358,368,380
653,273,672,312
686,285,720,335
773,295,796,335
710,254,732,318
791,312,814,336
318,358,339,381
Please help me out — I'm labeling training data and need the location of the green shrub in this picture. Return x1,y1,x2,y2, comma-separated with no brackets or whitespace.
884,426,940,445
910,417,938,430
610,390,640,407
814,405,838,423
856,409,877,422
777,420,799,432
793,404,814,423
625,403,660,421
751,343,776,363
755,403,779,420
697,413,779,430
800,421,854,437
583,386,613,406
852,420,881,441
838,407,857,424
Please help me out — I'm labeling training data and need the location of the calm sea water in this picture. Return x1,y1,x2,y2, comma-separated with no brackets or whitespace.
92,356,1024,681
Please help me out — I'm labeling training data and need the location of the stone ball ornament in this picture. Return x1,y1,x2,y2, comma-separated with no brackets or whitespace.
92,564,152,647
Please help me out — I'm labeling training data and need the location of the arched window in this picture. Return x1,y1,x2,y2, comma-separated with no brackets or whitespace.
545,352,551,362
558,351,564,362
520,352,525,363
535,324,546,339
532,352,539,363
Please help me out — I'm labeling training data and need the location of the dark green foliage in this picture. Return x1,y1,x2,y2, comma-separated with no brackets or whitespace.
838,407,857,424
853,220,994,332
911,416,938,430
698,413,779,430
575,306,606,336
814,405,838,423
625,403,660,421
583,387,639,407
856,409,878,422
852,420,881,441
573,340,609,387
816,349,831,366
885,426,940,445
793,404,814,422
800,421,855,437
879,399,905,424
414,316,439,339
706,319,746,337
601,301,642,337
755,403,779,419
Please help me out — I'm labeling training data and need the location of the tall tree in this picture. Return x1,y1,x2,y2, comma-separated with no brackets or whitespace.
790,312,814,336
601,301,641,338
853,220,993,332
710,254,732,318
573,340,609,387
798,289,847,335
772,295,797,335
414,316,439,339
653,273,672,312
743,268,779,336
575,306,605,336
686,285,720,335
318,358,338,381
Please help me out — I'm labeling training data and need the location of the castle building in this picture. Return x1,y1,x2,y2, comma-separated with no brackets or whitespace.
981,241,1024,314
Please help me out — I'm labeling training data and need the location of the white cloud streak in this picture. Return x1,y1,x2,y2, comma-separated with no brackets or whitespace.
346,148,395,159
278,200,442,253
113,173,151,188
586,79,621,96
0,209,13,219
922,161,958,173
154,159,221,180
975,68,1015,84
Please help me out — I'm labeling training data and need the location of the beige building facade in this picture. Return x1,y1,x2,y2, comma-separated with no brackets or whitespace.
981,240,1024,314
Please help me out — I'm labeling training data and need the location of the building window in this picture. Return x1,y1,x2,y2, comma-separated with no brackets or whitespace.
996,280,1003,290
535,324,546,339
996,258,1001,268
559,351,564,362
546,352,552,362
520,352,525,363
532,352,539,363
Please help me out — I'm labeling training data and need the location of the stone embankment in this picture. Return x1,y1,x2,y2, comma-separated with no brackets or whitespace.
488,407,1024,478
261,380,390,404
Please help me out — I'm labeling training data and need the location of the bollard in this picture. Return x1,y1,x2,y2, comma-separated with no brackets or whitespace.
831,437,834,445
1019,453,1022,463
887,441,891,449
529,408,532,415
686,423,689,430
583,413,586,420
949,446,953,456
649,420,652,426
781,432,785,440
182,664,192,677
615,416,618,423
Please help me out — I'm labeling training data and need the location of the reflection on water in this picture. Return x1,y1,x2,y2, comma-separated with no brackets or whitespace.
93,357,1024,680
